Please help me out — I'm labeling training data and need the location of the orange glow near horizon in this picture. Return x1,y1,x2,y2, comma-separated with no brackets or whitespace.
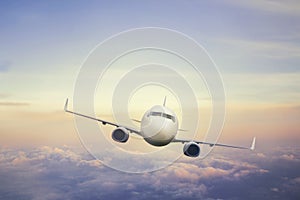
1,100,299,148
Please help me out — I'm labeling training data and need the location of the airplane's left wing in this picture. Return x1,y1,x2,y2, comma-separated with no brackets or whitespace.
64,98,141,136
172,137,256,151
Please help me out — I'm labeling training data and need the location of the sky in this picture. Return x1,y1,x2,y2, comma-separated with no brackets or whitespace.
0,0,299,199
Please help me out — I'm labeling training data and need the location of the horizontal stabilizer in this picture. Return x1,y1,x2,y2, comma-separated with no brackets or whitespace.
131,119,141,123
178,129,188,132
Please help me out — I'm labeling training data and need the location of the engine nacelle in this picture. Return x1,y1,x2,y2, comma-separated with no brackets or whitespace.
112,127,129,143
183,142,200,157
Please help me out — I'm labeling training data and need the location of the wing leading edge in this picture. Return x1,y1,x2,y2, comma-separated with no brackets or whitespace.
64,98,141,135
172,137,256,151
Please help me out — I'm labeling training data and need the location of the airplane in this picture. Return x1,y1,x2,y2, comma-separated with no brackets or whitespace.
64,98,255,157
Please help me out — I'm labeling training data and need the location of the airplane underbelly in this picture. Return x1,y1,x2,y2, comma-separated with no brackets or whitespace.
143,134,174,146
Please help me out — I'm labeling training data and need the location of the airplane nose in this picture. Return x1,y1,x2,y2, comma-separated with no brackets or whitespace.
141,117,169,138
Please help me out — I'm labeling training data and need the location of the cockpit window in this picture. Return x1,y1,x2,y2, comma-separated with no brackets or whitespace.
150,112,161,117
162,113,172,120
149,112,175,122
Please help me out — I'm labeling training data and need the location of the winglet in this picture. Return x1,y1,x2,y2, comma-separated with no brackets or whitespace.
178,128,188,132
64,98,69,112
163,96,167,107
250,137,256,151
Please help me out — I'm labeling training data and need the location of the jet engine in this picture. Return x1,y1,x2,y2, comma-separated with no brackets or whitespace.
112,127,129,143
183,142,200,157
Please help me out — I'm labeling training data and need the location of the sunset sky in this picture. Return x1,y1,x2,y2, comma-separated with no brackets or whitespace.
0,1,299,199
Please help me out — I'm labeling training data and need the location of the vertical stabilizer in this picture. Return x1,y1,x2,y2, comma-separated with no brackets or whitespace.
163,96,167,107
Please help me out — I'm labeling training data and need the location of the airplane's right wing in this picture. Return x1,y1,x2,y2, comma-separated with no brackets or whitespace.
64,98,141,136
172,137,256,151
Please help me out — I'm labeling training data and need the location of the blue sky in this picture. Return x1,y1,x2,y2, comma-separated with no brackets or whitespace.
1,0,299,108
0,0,299,199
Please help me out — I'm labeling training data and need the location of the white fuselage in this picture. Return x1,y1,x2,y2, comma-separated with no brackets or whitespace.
140,105,178,146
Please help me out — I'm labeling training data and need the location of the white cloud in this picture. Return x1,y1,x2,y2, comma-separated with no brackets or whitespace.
257,153,266,158
1,146,102,169
280,154,297,161
11,151,28,166
271,187,279,192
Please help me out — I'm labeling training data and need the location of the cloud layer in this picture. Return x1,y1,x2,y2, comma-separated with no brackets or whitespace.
0,145,299,200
